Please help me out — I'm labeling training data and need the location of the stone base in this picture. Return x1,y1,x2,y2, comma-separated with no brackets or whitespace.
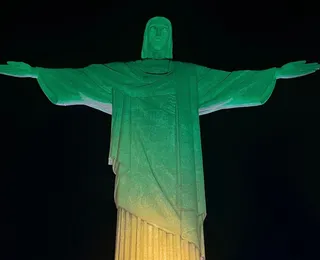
115,207,204,260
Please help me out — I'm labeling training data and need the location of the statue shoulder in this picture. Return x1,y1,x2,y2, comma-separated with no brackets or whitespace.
87,61,128,69
175,61,199,68
172,61,200,73
105,61,128,69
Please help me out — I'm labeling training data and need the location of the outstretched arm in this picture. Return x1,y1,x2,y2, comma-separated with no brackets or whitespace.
197,61,319,115
0,61,114,114
275,60,319,79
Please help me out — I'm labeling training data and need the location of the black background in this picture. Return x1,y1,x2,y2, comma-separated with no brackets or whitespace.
1,0,319,259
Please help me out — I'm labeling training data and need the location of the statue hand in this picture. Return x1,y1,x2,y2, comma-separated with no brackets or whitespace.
276,60,320,79
0,61,38,78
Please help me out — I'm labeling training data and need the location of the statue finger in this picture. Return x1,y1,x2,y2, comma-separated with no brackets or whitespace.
7,61,28,68
313,64,320,70
305,62,319,67
297,64,318,72
7,61,19,65
300,68,315,73
300,70,317,76
304,64,320,71
306,62,319,66
292,60,307,65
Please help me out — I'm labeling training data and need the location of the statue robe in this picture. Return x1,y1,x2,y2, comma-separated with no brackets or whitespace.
36,60,277,254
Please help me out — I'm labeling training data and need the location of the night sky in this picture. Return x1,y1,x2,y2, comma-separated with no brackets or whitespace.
1,1,320,260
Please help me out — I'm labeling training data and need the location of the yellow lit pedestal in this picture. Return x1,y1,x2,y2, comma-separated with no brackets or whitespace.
115,208,204,260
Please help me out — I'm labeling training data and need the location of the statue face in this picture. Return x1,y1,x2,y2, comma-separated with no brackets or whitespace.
148,24,170,51
141,16,173,59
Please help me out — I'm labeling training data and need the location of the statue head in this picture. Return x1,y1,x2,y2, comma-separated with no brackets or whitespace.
141,16,173,60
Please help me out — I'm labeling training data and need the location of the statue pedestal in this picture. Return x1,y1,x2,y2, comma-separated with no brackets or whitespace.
114,207,204,260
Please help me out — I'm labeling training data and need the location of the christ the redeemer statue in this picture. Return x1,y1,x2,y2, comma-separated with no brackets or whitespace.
1,16,319,260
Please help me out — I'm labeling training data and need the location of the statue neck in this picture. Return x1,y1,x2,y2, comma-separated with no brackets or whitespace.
139,59,172,74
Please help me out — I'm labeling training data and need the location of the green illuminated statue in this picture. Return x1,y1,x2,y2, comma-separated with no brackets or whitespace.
1,17,319,260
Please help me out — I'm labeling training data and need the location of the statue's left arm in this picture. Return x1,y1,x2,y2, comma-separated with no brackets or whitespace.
197,61,319,115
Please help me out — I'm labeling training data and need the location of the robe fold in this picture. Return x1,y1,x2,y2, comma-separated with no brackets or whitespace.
36,60,277,255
